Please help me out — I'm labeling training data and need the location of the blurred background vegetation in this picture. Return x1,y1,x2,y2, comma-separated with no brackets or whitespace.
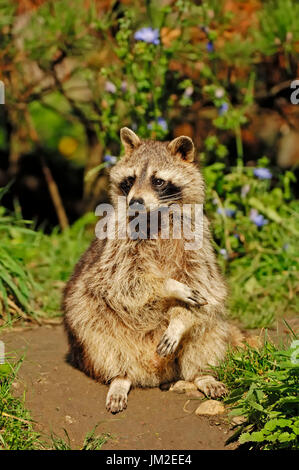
0,0,298,328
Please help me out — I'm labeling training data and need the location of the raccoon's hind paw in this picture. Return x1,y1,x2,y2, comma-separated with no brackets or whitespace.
156,331,180,357
194,375,228,399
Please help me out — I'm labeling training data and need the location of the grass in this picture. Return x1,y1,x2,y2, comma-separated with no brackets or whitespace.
0,358,40,450
216,330,299,450
227,245,299,328
0,208,95,326
51,427,112,450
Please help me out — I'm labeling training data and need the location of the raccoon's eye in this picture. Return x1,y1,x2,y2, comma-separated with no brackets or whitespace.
119,176,135,195
152,177,165,188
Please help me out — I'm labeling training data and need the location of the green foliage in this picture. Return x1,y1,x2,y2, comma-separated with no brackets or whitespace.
0,359,40,449
217,338,299,450
204,160,299,328
0,198,38,323
51,426,111,450
0,200,94,324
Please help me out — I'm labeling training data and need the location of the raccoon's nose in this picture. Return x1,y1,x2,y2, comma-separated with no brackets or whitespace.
129,197,145,207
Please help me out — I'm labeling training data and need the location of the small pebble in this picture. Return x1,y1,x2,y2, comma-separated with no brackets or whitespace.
65,415,74,424
169,380,197,394
231,415,247,425
195,400,225,416
186,390,205,399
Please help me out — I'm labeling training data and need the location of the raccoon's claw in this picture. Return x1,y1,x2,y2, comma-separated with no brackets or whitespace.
156,332,179,357
106,378,131,414
187,289,208,307
106,392,128,414
194,376,228,398
164,279,207,308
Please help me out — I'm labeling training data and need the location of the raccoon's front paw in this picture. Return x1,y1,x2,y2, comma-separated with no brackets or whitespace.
183,288,208,308
156,331,180,357
164,279,207,307
106,378,131,414
106,391,128,414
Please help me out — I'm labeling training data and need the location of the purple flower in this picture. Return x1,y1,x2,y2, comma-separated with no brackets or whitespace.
249,209,268,227
206,41,214,52
253,168,272,180
219,248,228,259
134,27,160,45
148,117,168,131
283,243,289,252
104,154,117,166
217,207,235,217
157,117,168,131
105,81,116,93
218,102,229,115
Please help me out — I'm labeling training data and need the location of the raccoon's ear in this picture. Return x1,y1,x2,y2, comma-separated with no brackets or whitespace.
120,127,141,155
167,136,195,162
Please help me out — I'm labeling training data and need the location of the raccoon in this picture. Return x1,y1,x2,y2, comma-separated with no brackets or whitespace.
63,128,243,413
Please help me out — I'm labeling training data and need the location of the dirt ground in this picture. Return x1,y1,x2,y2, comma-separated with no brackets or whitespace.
2,325,239,450
2,318,298,450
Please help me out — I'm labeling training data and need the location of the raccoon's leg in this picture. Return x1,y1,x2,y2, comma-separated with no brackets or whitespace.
194,375,227,398
178,317,229,398
106,377,131,414
163,279,207,307
156,306,196,357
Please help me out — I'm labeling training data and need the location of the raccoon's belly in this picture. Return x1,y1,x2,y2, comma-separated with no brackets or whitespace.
113,298,171,332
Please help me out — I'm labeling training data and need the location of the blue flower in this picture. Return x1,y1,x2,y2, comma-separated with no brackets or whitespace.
134,27,160,45
219,248,228,259
250,209,268,227
206,41,214,52
217,207,235,217
104,154,117,166
253,168,272,180
218,102,229,115
148,117,168,131
157,117,168,131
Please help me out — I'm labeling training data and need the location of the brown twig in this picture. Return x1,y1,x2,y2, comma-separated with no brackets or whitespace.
1,411,33,425
23,110,69,230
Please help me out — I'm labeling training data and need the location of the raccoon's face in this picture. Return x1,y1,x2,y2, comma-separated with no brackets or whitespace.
109,128,205,211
